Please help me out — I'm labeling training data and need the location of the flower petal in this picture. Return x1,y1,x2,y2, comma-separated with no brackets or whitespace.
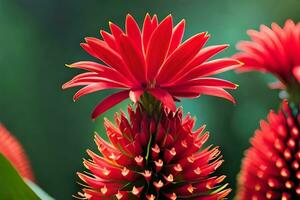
142,13,153,54
66,61,131,86
73,82,127,101
100,30,118,51
168,78,237,89
157,32,208,84
146,15,173,81
126,14,142,50
109,22,124,39
148,88,176,111
186,44,229,70
167,19,185,55
151,15,158,29
84,38,126,72
92,90,129,119
181,58,242,81
117,34,146,83
168,86,236,103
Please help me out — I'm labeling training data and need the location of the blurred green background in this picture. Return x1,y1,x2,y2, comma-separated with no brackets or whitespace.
0,0,299,199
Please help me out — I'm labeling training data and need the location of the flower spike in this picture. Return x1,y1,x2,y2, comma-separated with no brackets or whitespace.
63,14,241,119
76,105,231,199
236,101,300,200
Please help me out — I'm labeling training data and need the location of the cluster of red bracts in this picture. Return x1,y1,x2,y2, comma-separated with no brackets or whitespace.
63,14,240,119
236,101,300,200
77,105,230,200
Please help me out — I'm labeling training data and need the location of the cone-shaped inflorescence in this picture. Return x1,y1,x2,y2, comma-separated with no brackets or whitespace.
63,14,241,119
76,102,231,199
0,124,35,181
236,101,300,200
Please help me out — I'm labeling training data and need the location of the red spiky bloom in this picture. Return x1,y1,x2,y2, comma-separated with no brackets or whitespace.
233,19,300,91
76,105,231,200
0,124,34,181
236,100,300,200
63,14,241,119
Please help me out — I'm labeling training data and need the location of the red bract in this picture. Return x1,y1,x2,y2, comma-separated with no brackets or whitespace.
76,105,231,199
233,20,300,89
63,14,241,119
0,124,34,181
236,100,300,200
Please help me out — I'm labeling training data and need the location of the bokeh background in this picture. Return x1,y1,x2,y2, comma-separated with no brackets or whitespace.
1,0,300,199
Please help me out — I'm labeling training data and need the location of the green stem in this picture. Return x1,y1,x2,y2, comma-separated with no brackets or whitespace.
139,92,162,120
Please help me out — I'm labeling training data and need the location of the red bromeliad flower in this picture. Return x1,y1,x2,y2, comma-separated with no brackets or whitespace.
233,20,300,92
0,124,34,181
63,14,241,119
76,105,231,200
236,101,300,200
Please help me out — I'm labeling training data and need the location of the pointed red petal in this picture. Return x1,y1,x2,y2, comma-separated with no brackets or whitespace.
117,34,146,82
73,82,126,101
84,38,127,74
196,86,236,103
66,61,132,86
62,74,126,89
157,32,208,83
92,90,129,119
168,86,236,103
151,15,158,29
109,22,124,39
67,61,107,73
126,14,142,50
142,13,153,54
187,44,229,69
167,19,185,55
146,15,173,81
182,58,242,81
148,88,176,111
169,78,237,89
100,30,118,51
80,43,99,58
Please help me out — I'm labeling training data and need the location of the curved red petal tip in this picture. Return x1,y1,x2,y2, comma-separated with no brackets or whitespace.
91,90,129,119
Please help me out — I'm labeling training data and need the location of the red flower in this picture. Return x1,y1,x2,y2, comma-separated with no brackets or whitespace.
76,105,231,199
0,124,34,181
63,14,241,119
236,100,300,200
233,20,300,89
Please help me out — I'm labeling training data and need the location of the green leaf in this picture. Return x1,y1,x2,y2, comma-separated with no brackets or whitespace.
0,153,40,200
